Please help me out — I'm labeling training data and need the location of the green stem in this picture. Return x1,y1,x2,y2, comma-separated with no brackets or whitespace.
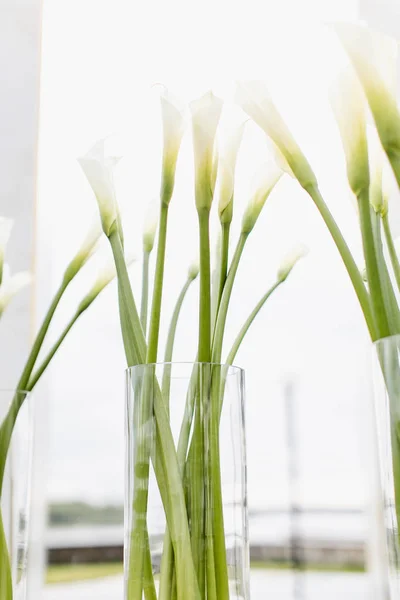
212,233,247,364
370,211,400,335
358,187,391,339
147,203,169,363
0,507,12,600
158,277,194,600
162,277,193,413
383,212,400,294
109,228,153,600
216,223,230,314
0,280,68,493
306,184,377,341
140,251,151,337
225,280,282,367
198,209,212,363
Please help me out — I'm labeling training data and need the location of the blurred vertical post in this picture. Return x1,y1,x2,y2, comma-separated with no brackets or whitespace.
0,0,45,596
284,378,305,600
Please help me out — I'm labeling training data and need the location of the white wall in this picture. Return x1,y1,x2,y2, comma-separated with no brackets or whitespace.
0,1,44,595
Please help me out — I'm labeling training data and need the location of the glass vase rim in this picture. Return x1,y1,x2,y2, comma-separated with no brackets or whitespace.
0,388,30,395
126,361,244,375
373,334,400,348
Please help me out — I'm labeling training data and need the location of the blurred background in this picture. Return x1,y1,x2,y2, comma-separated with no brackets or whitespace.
2,0,400,597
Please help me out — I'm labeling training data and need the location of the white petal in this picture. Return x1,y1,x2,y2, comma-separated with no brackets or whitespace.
330,66,369,194
161,90,186,153
334,23,398,102
235,81,316,189
334,23,400,157
0,271,32,313
143,198,159,253
190,91,223,210
241,162,283,233
217,122,246,218
277,243,309,282
160,90,186,204
188,258,199,280
78,139,119,235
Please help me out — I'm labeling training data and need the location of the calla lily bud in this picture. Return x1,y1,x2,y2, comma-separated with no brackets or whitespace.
330,67,369,195
381,163,396,217
63,220,103,283
160,90,186,205
218,122,246,225
368,126,387,216
235,81,317,190
0,217,13,285
277,243,309,282
143,199,159,253
78,139,120,236
78,256,135,313
190,91,223,212
211,144,219,197
335,23,400,185
0,267,32,316
188,259,200,281
241,162,283,234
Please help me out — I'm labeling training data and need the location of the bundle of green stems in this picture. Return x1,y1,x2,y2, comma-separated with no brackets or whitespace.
79,89,307,598
0,221,117,600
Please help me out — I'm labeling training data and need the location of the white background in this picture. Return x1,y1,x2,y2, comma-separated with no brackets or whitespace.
34,0,389,514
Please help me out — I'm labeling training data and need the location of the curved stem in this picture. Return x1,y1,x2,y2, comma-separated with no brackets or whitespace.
212,233,247,364
162,277,193,413
226,280,282,367
147,204,169,363
140,251,151,337
0,280,68,493
306,184,377,340
158,276,195,600
383,213,400,294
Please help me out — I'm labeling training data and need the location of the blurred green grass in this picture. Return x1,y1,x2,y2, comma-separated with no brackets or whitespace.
47,560,364,585
46,563,123,584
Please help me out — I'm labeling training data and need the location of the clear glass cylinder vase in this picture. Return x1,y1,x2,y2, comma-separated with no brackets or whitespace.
373,335,400,598
0,390,33,600
125,362,249,600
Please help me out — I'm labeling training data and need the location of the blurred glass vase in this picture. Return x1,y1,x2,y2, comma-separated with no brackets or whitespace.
125,362,249,600
0,390,33,600
373,335,400,599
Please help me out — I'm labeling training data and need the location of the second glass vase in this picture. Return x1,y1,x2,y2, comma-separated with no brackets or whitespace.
125,362,249,600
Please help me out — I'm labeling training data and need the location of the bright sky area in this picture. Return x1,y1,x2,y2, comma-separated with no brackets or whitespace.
35,0,393,511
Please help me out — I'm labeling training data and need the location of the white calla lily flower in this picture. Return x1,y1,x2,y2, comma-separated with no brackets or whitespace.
277,243,309,282
190,91,223,211
64,219,103,282
78,139,120,236
334,23,400,183
143,199,159,253
0,267,32,316
368,126,387,216
160,90,186,205
0,217,13,284
382,163,397,216
330,67,369,195
235,81,317,189
241,162,283,234
217,122,246,224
